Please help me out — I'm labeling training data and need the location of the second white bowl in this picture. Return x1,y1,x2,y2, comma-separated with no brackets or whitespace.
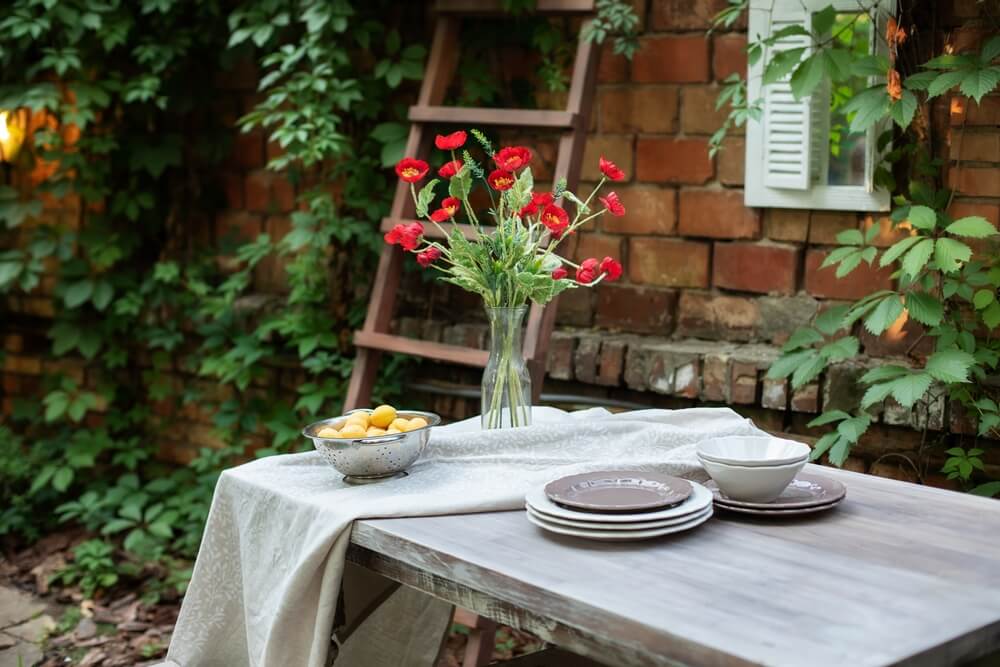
697,435,809,467
698,455,806,503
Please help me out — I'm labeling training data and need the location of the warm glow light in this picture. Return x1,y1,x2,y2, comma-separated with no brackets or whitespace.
885,308,909,343
0,109,26,164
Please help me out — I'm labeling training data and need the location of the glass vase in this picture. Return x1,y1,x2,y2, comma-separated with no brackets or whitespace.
481,305,532,430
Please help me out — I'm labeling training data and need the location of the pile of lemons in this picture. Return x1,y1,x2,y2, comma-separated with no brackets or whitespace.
317,405,429,439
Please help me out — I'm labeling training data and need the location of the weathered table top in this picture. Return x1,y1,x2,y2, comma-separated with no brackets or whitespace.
348,464,1000,666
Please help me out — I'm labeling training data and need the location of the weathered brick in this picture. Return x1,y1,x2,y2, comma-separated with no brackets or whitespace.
701,352,731,401
3,355,42,375
951,95,1000,126
636,138,713,184
756,296,819,346
712,242,800,295
718,137,745,186
949,166,1000,197
949,200,1000,228
221,171,244,209
628,238,710,288
808,211,859,244
597,338,628,386
3,334,23,353
556,288,594,327
858,313,933,359
597,45,628,83
245,170,295,212
790,382,820,412
574,335,601,383
761,377,788,410
730,361,759,404
883,392,945,431
804,249,894,300
678,188,760,239
573,233,623,264
950,130,1000,162
599,86,679,134
822,362,865,414
546,332,575,381
651,0,739,30
595,285,677,334
676,292,759,341
217,211,263,242
231,130,265,169
764,208,809,242
713,34,748,81
632,35,710,83
443,323,488,349
604,186,677,235
680,85,741,136
582,135,634,182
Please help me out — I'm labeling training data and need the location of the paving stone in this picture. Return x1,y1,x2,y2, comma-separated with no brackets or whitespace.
0,635,13,650
0,641,42,667
5,614,54,642
0,587,44,630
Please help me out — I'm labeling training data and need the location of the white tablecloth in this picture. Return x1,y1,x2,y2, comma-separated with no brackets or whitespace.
164,406,761,666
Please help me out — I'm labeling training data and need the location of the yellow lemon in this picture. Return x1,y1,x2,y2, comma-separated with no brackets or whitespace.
370,404,397,429
317,426,339,439
408,416,428,430
389,418,411,432
339,423,366,439
365,427,387,437
345,412,370,428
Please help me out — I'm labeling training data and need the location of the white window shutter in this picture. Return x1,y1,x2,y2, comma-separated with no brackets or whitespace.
762,10,813,190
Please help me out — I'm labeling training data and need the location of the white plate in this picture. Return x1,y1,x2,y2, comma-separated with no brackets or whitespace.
714,498,844,516
526,503,713,531
525,480,712,524
525,505,713,541
697,435,809,467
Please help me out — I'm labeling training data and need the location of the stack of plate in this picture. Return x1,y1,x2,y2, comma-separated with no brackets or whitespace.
524,471,713,541
706,472,846,516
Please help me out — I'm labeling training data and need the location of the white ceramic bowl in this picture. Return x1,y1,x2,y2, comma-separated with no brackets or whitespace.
698,455,806,503
697,435,809,468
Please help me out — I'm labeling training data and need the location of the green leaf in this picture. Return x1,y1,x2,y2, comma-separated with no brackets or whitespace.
945,216,998,238
860,365,910,384
982,36,1000,63
925,349,975,383
889,90,917,128
974,289,995,310
905,291,943,326
791,352,826,390
810,432,839,461
984,302,1000,329
53,467,74,492
900,238,934,278
806,410,850,428
842,86,890,133
814,305,850,335
768,350,817,382
971,481,1000,498
790,53,825,99
837,415,871,442
782,327,824,352
835,228,864,246
960,67,1000,103
927,70,966,98
904,71,938,91
819,336,858,363
907,205,937,231
889,372,933,408
861,381,895,408
879,235,922,267
64,280,94,308
864,295,904,336
414,178,439,219
934,237,972,274
763,47,806,86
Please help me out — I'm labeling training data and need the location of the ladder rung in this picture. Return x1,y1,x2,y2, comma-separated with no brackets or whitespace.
354,331,489,368
382,218,495,241
435,0,595,13
409,105,577,129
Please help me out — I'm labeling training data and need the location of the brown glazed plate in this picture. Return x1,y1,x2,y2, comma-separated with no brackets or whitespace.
706,472,846,510
712,498,844,517
544,470,693,512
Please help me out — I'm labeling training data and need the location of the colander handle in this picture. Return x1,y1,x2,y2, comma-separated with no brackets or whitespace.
357,433,407,445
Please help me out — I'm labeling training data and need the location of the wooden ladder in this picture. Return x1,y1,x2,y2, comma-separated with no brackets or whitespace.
344,0,599,419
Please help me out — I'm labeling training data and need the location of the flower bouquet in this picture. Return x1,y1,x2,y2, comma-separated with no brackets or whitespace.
387,129,626,429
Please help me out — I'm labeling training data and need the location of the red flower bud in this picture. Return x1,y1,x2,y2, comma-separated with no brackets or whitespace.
540,204,569,238
494,146,532,171
416,246,442,267
395,157,429,183
599,256,623,282
599,156,626,181
599,191,626,217
551,267,568,280
435,131,466,151
400,222,423,251
487,168,516,191
576,257,600,284
438,159,462,178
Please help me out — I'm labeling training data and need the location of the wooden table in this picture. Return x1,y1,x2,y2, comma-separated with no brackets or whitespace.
347,465,1000,666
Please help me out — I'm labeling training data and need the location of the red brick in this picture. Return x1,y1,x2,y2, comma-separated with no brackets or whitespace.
546,333,575,380
215,58,258,91
221,171,243,209
572,233,623,264
605,186,677,235
599,86,679,134
790,383,819,412
582,135,634,182
597,339,627,386
651,0,739,30
678,188,760,239
677,292,759,341
701,352,730,401
597,45,628,83
949,200,1000,228
713,242,800,295
730,361,759,404
3,334,23,353
808,211,859,244
231,130,265,169
858,313,933,359
764,208,809,242
216,211,262,242
556,288,594,327
681,85,741,135
595,285,677,334
636,138,713,184
951,95,1000,126
628,238,710,287
632,35,710,84
804,249,894,300
713,34,747,80
245,170,296,212
949,166,1000,197
950,130,1000,162
718,137,744,186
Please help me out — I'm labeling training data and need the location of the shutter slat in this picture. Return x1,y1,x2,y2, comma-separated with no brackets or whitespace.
763,10,813,190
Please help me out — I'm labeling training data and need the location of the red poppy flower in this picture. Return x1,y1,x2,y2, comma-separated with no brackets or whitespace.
435,131,466,151
416,246,442,267
599,256,623,282
494,146,532,171
430,197,461,222
576,258,600,284
551,267,568,280
399,222,423,251
531,192,554,207
599,156,625,181
599,191,626,217
540,204,569,238
487,169,516,191
383,224,404,246
395,158,429,183
518,202,538,218
438,159,462,179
